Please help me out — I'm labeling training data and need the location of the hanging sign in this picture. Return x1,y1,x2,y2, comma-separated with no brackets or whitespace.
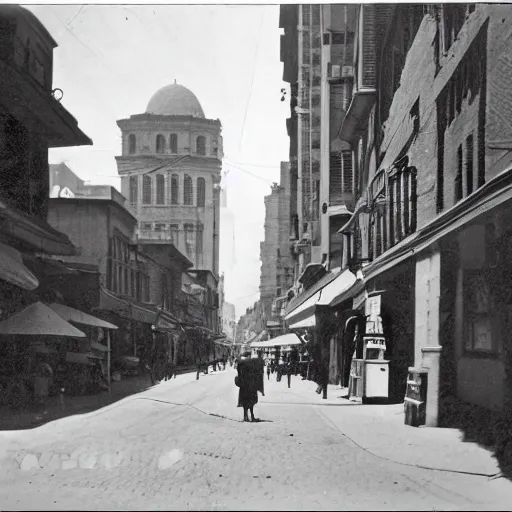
364,336,386,351
365,295,381,317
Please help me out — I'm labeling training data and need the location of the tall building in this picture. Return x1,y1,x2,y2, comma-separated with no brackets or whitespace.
115,82,223,276
259,162,294,336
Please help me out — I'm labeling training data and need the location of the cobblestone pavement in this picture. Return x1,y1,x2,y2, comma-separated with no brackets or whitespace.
1,369,512,511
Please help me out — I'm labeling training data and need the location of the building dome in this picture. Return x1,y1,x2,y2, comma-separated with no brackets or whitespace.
146,83,205,118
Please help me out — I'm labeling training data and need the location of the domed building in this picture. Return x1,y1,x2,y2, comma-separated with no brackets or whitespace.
116,82,223,276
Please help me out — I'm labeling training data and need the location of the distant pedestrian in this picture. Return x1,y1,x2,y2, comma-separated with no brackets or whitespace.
286,360,293,388
316,356,329,400
266,361,271,380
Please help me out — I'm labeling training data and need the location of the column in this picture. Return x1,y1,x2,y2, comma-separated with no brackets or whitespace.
414,244,442,427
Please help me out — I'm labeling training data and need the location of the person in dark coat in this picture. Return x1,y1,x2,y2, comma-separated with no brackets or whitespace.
236,352,264,422
316,355,330,399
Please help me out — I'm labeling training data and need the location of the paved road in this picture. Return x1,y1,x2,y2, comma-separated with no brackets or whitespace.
0,368,510,511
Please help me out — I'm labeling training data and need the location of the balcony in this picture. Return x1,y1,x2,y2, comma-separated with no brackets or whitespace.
138,229,175,243
0,34,91,148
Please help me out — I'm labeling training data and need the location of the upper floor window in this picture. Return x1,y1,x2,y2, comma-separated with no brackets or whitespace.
128,134,136,154
197,177,206,207
156,174,165,204
142,175,152,204
129,175,138,204
156,134,165,154
170,173,179,205
196,136,206,156
184,174,193,205
442,4,468,52
170,133,178,154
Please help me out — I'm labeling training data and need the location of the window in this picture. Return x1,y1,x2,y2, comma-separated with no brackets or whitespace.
197,177,206,207
184,224,194,256
108,235,132,296
142,175,152,204
155,223,166,232
170,174,179,205
196,223,204,264
442,4,467,52
156,174,165,204
170,133,178,154
141,222,152,231
129,176,138,204
156,134,165,154
466,134,474,196
170,224,179,244
464,270,496,354
184,174,193,205
455,145,463,203
331,32,355,45
196,136,206,155
342,150,353,193
128,134,136,154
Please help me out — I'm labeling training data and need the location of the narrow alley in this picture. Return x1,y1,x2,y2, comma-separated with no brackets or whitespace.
1,369,512,511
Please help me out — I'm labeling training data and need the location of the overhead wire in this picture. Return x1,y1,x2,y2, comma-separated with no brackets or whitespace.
238,12,264,152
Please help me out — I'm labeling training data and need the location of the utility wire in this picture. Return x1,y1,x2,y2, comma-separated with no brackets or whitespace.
238,13,264,152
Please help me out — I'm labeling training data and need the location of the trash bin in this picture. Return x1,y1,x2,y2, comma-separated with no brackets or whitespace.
404,367,428,427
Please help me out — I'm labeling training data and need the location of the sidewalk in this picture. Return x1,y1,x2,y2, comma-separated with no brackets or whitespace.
275,375,504,477
0,364,198,432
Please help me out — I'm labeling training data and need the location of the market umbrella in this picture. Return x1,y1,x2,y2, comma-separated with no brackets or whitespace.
0,301,86,337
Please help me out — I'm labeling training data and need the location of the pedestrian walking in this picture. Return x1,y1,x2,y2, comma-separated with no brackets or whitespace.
286,360,292,388
266,360,271,380
236,351,263,422
316,355,329,400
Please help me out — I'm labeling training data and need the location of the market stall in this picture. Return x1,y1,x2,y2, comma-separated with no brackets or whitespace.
0,301,86,407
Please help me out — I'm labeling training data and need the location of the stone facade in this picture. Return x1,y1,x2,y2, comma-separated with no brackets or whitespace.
115,84,223,277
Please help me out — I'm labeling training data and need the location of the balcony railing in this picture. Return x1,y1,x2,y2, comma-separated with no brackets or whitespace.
138,229,176,242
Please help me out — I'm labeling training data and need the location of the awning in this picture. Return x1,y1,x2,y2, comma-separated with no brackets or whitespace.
0,242,39,290
285,271,339,317
49,303,118,330
91,342,109,352
286,269,357,327
0,301,85,337
99,287,157,325
0,199,77,256
257,333,303,348
288,315,316,329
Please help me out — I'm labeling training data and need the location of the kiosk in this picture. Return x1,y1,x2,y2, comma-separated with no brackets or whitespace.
361,295,389,404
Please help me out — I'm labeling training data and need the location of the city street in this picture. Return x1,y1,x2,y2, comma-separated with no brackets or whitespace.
1,368,512,511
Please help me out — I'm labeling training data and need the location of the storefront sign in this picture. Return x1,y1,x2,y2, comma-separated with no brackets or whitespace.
364,336,386,350
365,295,381,317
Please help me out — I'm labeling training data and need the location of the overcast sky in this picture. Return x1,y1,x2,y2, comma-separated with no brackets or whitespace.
27,5,289,318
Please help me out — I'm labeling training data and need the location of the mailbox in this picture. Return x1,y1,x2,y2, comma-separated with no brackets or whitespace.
404,367,428,427
362,335,389,404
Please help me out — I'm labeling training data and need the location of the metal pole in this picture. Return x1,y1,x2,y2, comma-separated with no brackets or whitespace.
107,329,112,398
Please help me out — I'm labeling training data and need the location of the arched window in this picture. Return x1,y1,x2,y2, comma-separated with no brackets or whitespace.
142,175,152,204
129,175,138,204
170,174,179,205
128,134,136,154
170,134,178,154
196,222,204,266
184,174,193,205
156,134,165,154
196,177,206,207
156,174,165,204
196,135,206,156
